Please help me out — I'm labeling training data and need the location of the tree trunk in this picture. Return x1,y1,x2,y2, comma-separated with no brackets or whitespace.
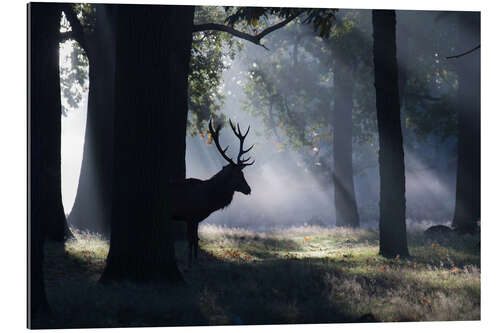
28,2,63,321
67,4,116,237
452,12,480,234
33,1,74,243
100,5,194,284
34,4,74,243
333,64,360,228
372,10,409,258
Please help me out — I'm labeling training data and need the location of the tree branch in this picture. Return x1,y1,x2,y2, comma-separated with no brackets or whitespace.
446,44,480,59
59,31,75,43
193,12,302,50
60,3,89,55
406,92,442,102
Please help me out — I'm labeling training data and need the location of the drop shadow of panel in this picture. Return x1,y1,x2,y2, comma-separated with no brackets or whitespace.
36,240,207,329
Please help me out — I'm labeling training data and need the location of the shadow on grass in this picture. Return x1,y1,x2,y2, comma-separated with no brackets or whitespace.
35,226,480,328
35,235,375,329
407,231,480,268
180,247,367,325
35,240,207,329
228,235,303,260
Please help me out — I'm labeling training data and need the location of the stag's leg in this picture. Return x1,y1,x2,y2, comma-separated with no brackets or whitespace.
194,223,199,260
187,222,194,267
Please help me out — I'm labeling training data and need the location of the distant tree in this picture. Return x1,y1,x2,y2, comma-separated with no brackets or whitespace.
99,5,194,283
61,4,116,236
372,10,409,258
29,2,67,320
323,11,372,228
450,12,480,233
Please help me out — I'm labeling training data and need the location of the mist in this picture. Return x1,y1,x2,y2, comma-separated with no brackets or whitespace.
182,9,459,230
61,8,463,231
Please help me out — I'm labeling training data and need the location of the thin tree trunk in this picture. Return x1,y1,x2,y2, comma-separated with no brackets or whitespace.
333,64,360,228
100,5,194,284
372,10,409,258
68,5,116,236
28,2,63,321
452,12,480,233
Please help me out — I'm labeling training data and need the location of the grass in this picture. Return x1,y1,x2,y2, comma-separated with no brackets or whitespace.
35,224,480,328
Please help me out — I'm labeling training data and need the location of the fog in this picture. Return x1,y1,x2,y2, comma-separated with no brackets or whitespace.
61,8,464,230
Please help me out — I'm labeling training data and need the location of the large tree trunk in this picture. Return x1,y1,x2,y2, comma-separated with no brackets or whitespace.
372,10,409,258
100,5,194,284
32,2,74,243
452,12,480,234
67,5,116,237
333,64,360,228
28,2,64,322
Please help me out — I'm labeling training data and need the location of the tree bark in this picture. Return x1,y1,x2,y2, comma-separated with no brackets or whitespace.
32,1,74,242
28,2,63,321
67,4,116,236
333,64,360,228
33,4,73,243
100,5,194,284
372,10,409,258
452,12,480,233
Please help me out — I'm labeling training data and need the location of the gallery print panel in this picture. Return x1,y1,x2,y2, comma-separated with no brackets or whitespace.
28,1,480,329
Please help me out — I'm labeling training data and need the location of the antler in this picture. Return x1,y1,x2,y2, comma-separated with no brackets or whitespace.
208,119,235,165
208,119,255,168
229,119,255,167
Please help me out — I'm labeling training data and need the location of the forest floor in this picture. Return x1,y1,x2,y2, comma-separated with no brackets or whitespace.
36,224,480,328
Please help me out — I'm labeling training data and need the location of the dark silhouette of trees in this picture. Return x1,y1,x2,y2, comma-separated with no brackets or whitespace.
63,5,300,236
372,10,409,258
61,4,116,236
99,5,194,283
29,2,68,320
30,4,73,244
451,12,480,234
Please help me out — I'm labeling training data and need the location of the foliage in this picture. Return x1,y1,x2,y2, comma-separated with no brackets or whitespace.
239,9,376,180
224,7,338,39
399,11,460,141
188,6,243,136
59,11,89,117
238,9,462,181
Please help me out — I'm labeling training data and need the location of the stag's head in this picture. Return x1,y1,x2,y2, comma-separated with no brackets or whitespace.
209,119,255,195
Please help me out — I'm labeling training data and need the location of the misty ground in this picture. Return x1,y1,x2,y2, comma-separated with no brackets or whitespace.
34,223,479,328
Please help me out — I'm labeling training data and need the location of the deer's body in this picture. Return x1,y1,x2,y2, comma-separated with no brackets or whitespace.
169,120,254,267
170,173,237,223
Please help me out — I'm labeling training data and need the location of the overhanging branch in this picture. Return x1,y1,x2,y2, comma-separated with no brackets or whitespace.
59,31,76,43
446,44,480,59
193,12,302,50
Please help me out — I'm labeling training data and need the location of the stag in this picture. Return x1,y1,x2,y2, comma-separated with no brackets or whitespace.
169,119,255,266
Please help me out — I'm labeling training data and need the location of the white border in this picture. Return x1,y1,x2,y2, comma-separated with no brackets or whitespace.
2,1,498,332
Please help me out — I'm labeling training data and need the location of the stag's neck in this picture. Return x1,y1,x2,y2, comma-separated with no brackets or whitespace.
207,170,235,211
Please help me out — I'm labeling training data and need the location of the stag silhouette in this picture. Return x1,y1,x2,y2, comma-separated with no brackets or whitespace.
170,119,254,266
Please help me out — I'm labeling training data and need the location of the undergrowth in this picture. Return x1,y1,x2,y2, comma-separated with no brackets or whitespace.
34,224,480,328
